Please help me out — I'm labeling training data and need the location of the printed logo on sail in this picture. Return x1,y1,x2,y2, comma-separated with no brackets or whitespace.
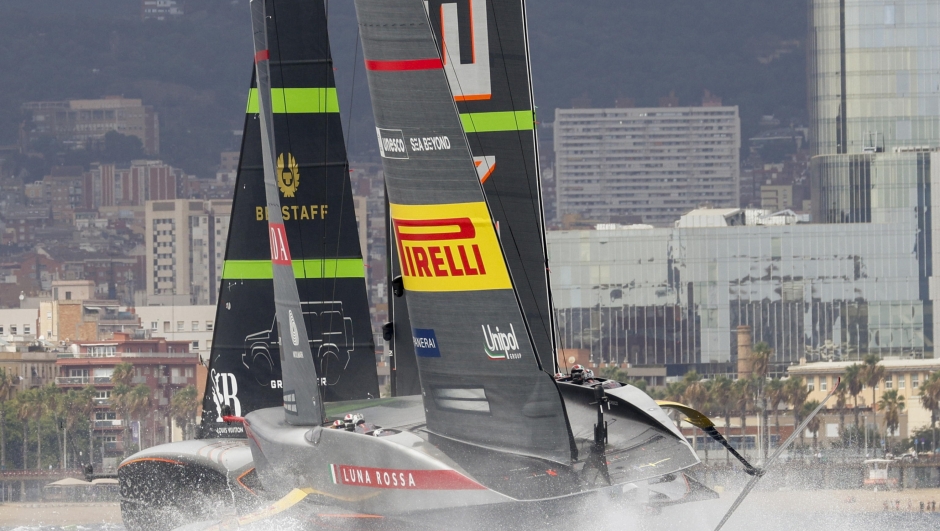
277,152,299,197
376,128,409,159
412,328,441,358
390,202,511,292
482,324,522,360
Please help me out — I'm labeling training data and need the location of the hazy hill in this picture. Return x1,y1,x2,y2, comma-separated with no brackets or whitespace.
0,0,805,179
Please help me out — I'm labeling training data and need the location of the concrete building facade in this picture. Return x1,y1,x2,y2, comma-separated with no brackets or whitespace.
23,97,159,155
145,199,231,306
554,106,740,226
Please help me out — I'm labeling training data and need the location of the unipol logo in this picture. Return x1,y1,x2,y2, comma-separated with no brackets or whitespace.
482,324,522,360
269,223,291,265
425,0,491,101
211,370,242,422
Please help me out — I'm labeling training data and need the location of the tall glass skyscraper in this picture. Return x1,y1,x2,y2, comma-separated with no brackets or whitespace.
809,0,940,355
809,0,940,156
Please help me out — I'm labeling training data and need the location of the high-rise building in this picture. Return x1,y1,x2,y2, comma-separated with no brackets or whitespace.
809,0,940,343
145,199,231,306
554,106,740,226
84,161,178,209
23,97,160,155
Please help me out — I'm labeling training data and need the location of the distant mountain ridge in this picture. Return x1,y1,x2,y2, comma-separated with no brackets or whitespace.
0,0,805,178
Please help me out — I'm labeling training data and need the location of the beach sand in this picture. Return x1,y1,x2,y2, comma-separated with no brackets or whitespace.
746,487,940,513
0,502,122,527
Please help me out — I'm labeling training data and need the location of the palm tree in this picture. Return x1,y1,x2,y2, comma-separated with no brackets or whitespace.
920,372,940,454
111,383,133,457
40,384,63,468
802,400,822,454
861,355,885,452
765,378,786,450
30,387,47,469
76,386,97,467
751,343,772,456
834,379,848,441
844,364,864,444
170,386,200,440
709,375,734,464
0,368,18,470
14,389,38,469
785,377,809,456
128,384,153,453
732,377,755,456
111,362,134,387
682,372,707,455
878,389,905,452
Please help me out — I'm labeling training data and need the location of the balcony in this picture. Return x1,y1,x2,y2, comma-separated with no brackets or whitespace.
94,419,124,429
170,375,188,385
55,376,88,385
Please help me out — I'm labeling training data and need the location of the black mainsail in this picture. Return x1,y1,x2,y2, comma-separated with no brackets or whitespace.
355,0,573,464
200,0,377,436
430,0,556,373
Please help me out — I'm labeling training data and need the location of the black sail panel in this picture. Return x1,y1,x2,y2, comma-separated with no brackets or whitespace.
355,0,573,464
428,0,556,372
200,0,377,437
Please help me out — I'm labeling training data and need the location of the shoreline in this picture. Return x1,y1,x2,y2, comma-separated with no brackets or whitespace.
0,502,122,527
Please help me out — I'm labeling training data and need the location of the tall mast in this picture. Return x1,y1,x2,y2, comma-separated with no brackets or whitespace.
250,0,324,425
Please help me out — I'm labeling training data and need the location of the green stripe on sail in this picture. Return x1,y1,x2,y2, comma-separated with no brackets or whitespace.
460,110,534,133
222,259,365,279
246,88,340,114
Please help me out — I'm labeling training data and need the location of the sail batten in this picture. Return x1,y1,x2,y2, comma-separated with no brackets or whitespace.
355,0,573,464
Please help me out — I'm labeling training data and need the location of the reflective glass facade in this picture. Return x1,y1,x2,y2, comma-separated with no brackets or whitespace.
809,0,940,155
547,221,931,368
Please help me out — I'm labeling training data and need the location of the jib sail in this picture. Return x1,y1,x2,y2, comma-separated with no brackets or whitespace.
355,0,573,464
200,0,377,437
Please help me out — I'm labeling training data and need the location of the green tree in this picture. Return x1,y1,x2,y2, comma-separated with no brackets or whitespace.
170,386,200,440
0,368,18,469
920,372,940,454
802,400,822,453
100,131,145,163
765,378,786,450
861,355,885,452
878,389,905,450
834,379,848,449
128,384,153,453
111,362,134,387
682,372,708,456
844,363,864,449
732,377,755,456
785,377,810,456
709,376,734,464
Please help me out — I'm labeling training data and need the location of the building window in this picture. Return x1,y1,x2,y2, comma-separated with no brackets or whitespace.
185,367,193,377
151,322,158,330
820,378,827,392
898,376,905,389
10,326,16,334
177,321,184,331
163,321,170,332
23,325,30,335
206,321,213,331
0,326,3,334
807,377,815,392
191,321,199,331
206,340,212,350
885,376,893,389
65,291,71,300
912,374,920,389
94,390,111,401
192,340,199,350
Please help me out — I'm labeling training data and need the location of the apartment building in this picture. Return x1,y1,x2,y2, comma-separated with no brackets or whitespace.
554,106,740,226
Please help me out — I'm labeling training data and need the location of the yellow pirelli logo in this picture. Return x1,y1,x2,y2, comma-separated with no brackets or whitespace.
390,202,511,292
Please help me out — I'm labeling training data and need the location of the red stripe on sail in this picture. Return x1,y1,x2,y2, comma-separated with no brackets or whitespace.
365,58,443,71
254,50,270,63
